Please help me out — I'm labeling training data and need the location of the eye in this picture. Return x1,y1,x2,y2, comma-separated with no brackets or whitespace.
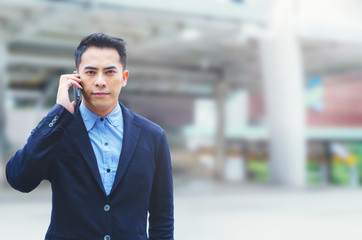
85,70,95,75
106,70,116,75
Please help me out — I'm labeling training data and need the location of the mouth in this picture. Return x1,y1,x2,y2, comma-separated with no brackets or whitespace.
92,92,110,97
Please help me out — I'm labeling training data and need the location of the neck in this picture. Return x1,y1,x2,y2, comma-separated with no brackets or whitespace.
83,100,117,117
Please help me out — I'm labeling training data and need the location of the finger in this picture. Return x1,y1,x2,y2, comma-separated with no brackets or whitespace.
65,75,81,83
60,74,81,83
66,79,83,89
61,77,82,88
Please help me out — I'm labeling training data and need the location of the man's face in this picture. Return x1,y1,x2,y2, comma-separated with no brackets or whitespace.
78,47,129,116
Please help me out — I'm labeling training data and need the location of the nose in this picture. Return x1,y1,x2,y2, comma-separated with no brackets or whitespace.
95,74,106,87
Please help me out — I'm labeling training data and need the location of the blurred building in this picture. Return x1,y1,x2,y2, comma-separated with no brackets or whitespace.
2,0,362,187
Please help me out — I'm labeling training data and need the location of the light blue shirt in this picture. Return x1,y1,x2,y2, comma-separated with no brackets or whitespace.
80,102,123,195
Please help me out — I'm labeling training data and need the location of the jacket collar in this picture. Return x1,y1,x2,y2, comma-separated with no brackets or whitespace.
110,103,141,195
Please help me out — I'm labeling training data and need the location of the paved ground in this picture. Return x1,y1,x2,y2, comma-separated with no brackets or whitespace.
1,179,362,240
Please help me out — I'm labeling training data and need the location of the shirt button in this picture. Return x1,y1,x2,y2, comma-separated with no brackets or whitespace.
104,235,111,240
104,204,110,212
106,169,110,173
105,142,109,146
100,118,104,121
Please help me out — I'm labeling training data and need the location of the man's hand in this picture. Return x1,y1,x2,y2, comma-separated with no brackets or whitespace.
56,73,82,114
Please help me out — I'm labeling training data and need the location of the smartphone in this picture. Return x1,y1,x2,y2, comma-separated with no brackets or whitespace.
71,70,82,113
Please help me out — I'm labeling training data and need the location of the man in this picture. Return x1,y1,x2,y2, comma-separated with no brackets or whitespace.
6,33,174,240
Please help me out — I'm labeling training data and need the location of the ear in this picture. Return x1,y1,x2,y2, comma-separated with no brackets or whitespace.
122,70,129,87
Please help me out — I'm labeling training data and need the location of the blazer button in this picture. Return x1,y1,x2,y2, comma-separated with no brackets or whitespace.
104,204,110,212
104,235,111,240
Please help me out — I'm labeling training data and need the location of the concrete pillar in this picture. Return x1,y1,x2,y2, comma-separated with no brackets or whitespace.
0,40,8,186
259,0,306,186
214,79,227,180
323,141,333,184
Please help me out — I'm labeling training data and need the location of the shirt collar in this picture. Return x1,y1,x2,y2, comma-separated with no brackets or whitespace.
106,103,122,127
80,102,123,132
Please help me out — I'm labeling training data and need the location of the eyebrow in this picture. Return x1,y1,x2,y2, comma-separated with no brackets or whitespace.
84,66,118,70
104,66,117,70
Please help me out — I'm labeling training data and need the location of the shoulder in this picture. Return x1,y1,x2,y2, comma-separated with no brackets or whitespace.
120,103,165,137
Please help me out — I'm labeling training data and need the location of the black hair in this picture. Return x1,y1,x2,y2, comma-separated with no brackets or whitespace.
75,33,127,70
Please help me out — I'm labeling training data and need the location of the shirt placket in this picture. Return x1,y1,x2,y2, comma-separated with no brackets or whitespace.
100,118,113,194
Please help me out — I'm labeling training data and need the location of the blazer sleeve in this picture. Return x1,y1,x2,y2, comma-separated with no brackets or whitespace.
6,104,75,193
148,130,174,240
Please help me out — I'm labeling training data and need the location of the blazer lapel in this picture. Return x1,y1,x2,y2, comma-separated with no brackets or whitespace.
67,109,106,194
110,103,141,195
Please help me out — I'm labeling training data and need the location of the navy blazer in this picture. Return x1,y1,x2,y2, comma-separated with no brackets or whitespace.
6,103,174,240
